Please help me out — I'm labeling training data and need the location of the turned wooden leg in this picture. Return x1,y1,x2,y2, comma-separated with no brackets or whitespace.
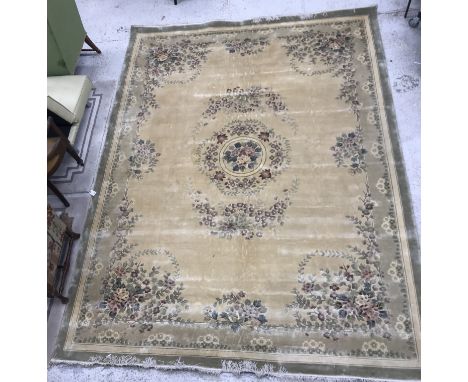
174,0,178,4
47,180,70,207
84,35,101,54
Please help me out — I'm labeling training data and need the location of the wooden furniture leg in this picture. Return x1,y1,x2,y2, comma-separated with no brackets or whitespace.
66,227,81,240
56,229,80,304
48,117,84,166
47,179,70,207
55,291,69,304
48,205,81,304
404,0,412,18
66,145,84,166
83,35,102,54
48,283,69,303
174,0,178,4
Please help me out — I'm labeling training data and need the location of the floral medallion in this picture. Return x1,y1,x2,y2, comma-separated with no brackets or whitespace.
203,291,268,332
288,185,391,341
330,126,367,174
279,22,362,118
128,137,161,180
76,190,189,340
134,37,213,131
223,36,270,56
279,27,354,77
195,86,298,135
220,137,266,177
96,249,188,334
146,39,212,86
195,119,290,196
190,180,298,240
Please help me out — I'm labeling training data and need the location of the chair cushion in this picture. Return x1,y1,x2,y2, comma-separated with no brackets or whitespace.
47,75,92,124
68,122,80,145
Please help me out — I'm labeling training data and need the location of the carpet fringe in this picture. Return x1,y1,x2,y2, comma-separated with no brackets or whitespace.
49,354,412,382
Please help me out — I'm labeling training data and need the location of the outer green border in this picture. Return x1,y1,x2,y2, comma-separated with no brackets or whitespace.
50,6,421,380
366,9,421,314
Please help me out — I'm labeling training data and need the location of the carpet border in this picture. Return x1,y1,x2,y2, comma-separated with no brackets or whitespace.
366,8,421,315
50,6,421,380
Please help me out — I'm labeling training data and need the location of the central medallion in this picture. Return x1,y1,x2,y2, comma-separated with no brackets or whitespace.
219,137,267,177
195,119,290,196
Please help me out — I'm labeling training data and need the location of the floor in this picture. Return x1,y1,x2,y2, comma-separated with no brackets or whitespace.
47,1,420,380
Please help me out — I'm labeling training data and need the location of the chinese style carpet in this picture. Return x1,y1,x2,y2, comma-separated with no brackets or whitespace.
52,7,420,380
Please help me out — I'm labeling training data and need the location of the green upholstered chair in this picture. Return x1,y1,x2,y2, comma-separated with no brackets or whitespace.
47,0,100,76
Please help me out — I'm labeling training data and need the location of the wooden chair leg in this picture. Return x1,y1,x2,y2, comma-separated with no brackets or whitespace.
174,0,177,4
47,290,68,303
48,117,84,166
404,0,412,18
65,145,84,166
47,180,70,207
57,292,69,304
66,228,81,240
84,35,101,54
